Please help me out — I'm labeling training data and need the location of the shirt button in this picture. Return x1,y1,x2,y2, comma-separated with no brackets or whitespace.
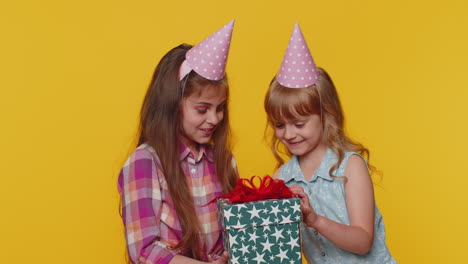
321,252,326,256
190,168,196,174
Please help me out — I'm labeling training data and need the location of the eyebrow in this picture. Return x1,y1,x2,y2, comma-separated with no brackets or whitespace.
274,117,309,123
193,100,226,106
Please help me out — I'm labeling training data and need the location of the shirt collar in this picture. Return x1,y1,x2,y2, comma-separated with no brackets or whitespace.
283,148,335,183
179,142,214,165
312,149,334,182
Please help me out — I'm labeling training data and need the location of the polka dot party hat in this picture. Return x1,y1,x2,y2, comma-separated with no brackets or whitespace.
179,20,235,81
276,23,319,88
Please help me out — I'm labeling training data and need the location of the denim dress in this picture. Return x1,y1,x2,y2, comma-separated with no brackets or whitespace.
280,148,397,264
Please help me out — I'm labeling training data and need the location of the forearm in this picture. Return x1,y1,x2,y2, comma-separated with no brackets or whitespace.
312,215,373,255
169,255,207,264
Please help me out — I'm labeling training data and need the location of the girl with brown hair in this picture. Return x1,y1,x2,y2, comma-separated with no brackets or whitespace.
118,21,238,264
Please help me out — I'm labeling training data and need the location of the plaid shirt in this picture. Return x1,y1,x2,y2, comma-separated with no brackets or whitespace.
118,143,233,264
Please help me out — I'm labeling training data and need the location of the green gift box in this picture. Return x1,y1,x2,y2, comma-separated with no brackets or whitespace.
217,197,303,264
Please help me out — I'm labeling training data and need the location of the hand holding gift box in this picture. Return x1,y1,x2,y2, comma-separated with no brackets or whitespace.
216,176,303,264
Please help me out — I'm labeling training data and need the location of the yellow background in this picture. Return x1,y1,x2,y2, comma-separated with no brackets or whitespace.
1,0,467,263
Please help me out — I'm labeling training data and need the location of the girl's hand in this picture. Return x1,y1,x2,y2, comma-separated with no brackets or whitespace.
207,251,228,264
289,185,319,228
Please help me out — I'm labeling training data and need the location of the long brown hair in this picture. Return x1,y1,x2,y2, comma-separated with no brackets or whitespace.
264,67,374,177
137,44,237,259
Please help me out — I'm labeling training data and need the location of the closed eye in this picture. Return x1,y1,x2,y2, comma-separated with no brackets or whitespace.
196,107,208,114
216,104,225,112
295,123,305,128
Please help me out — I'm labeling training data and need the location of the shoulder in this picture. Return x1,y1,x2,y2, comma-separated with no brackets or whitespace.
344,153,371,186
345,154,368,174
337,150,367,171
125,144,160,166
278,156,298,181
282,155,297,169
119,144,161,193
323,149,368,178
120,144,162,182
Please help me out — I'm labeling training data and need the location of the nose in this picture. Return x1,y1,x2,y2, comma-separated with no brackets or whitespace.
207,110,222,125
284,125,296,140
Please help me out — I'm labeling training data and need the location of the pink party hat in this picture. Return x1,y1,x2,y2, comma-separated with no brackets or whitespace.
276,23,319,88
179,20,235,81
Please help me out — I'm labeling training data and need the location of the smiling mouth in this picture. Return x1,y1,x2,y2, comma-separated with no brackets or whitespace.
200,127,215,135
288,140,304,146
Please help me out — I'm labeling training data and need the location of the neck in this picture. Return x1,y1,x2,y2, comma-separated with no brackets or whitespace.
179,136,200,157
297,143,328,179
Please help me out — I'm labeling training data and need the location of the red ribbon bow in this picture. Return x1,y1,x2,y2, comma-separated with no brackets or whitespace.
217,175,293,203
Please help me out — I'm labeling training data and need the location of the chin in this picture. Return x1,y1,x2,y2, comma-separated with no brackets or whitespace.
290,150,304,156
195,137,211,145
289,147,309,156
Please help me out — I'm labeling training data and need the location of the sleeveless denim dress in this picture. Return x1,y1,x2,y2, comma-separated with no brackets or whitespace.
280,148,397,264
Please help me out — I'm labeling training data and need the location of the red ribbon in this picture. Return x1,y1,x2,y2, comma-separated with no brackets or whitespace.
217,175,293,203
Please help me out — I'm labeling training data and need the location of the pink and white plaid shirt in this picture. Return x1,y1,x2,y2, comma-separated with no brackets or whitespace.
118,143,234,264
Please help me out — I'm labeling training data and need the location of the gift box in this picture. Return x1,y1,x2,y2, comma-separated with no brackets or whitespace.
218,197,303,264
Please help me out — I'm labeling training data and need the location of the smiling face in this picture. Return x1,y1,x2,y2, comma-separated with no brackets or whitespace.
180,85,226,151
265,78,328,161
274,114,324,157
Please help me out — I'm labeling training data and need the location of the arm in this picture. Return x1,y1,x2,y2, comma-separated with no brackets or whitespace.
170,252,228,264
290,155,374,255
120,150,228,264
119,151,177,264
272,169,280,179
232,156,240,178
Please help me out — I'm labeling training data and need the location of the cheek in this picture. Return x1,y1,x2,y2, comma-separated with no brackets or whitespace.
274,128,283,138
308,119,322,135
309,126,323,141
181,113,199,131
217,111,224,121
181,118,191,133
189,117,203,128
311,116,322,130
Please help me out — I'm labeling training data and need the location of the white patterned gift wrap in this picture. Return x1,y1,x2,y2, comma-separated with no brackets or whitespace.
217,198,303,264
